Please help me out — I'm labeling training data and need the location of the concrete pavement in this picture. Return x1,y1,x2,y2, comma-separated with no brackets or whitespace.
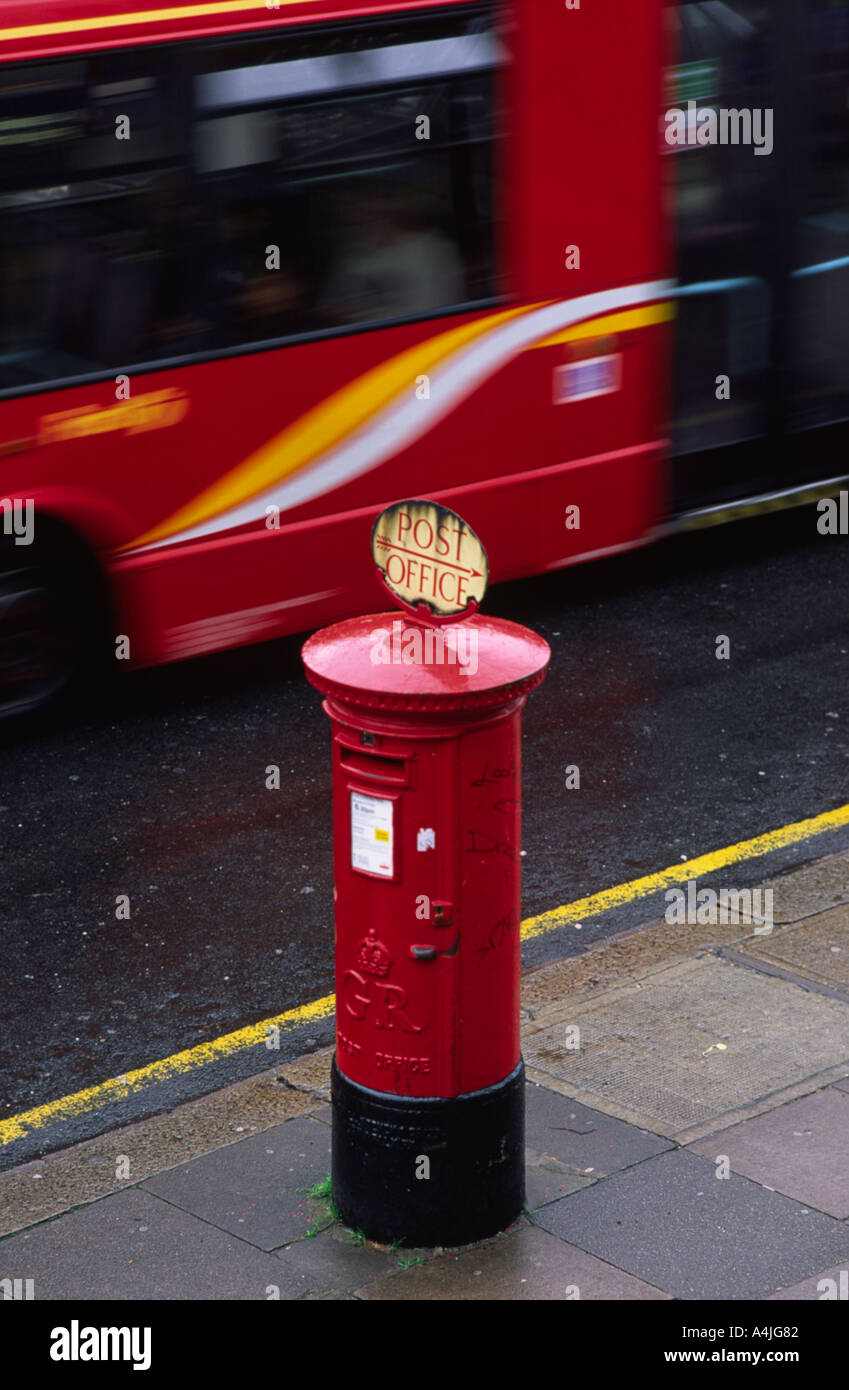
2,849,849,1300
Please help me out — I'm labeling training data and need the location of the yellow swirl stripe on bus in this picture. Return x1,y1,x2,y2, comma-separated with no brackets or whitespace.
125,305,531,551
532,301,676,349
0,2,312,44
125,283,675,554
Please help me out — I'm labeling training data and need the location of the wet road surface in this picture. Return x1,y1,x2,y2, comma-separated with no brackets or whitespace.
4,508,849,1158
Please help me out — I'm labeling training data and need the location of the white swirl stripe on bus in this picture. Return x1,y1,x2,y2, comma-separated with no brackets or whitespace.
134,280,674,553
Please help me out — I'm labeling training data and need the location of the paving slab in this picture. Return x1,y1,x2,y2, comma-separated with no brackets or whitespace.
760,853,849,925
531,1148,849,1301
302,1290,358,1300
355,1222,671,1300
524,1150,595,1210
142,1115,331,1251
276,1050,332,1099
523,956,849,1140
0,1189,301,1300
690,1087,849,1218
834,1077,849,1094
736,907,849,998
521,920,753,1016
767,1262,849,1300
525,1081,672,1175
0,1072,317,1239
274,1226,403,1297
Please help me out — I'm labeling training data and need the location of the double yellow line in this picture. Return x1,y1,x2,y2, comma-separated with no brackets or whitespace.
3,800,849,1150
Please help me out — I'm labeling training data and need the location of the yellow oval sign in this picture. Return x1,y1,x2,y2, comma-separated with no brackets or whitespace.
371,500,489,619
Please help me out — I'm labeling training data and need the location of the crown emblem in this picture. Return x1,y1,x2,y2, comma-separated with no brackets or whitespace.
355,928,392,977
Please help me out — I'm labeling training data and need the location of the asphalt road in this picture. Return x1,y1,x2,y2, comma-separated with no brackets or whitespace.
4,507,849,1160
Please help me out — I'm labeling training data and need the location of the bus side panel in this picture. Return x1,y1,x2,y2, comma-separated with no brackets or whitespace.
508,0,671,552
111,336,669,667
512,0,668,300
0,0,672,673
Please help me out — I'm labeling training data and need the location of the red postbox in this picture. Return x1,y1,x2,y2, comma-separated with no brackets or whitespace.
301,504,549,1247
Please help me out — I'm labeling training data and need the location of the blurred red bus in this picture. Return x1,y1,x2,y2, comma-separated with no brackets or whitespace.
0,0,846,723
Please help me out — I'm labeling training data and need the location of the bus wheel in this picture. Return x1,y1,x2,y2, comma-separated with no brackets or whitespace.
0,526,108,730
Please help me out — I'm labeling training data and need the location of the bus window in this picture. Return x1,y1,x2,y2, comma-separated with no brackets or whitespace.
193,6,498,348
0,5,497,396
667,1,775,466
0,53,195,394
791,0,849,431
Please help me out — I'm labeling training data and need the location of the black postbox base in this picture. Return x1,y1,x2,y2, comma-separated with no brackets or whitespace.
330,1057,525,1248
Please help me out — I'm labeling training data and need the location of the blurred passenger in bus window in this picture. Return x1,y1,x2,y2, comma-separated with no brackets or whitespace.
217,200,308,343
318,183,464,326
0,240,47,357
144,171,214,354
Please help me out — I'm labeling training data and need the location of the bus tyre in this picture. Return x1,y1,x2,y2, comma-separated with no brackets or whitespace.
0,523,109,731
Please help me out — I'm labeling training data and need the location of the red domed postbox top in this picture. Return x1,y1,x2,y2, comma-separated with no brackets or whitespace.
302,612,550,713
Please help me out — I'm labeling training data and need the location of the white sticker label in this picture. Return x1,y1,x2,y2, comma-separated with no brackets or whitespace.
351,791,394,877
553,354,622,404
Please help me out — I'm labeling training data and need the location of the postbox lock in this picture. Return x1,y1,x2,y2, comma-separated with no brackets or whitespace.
432,900,453,926
410,945,437,961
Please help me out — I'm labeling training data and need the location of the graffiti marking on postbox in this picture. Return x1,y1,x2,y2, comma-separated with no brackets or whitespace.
371,499,488,618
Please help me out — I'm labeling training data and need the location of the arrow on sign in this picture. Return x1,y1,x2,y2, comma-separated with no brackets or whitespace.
374,534,484,579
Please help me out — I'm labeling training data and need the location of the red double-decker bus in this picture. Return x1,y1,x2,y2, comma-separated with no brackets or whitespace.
1,0,847,724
